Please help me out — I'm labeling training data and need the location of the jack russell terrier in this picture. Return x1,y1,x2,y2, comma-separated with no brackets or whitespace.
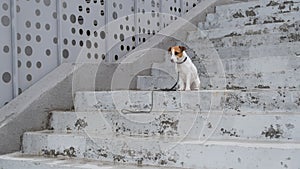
168,46,200,91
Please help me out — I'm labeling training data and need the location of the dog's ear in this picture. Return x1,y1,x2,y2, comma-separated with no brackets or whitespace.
179,46,186,51
168,47,172,53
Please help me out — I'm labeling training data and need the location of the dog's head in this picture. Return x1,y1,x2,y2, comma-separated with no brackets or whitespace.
168,46,186,63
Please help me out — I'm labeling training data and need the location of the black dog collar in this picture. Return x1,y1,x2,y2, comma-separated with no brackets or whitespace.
176,57,187,64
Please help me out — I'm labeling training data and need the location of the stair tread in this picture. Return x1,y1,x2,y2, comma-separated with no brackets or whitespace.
0,152,178,169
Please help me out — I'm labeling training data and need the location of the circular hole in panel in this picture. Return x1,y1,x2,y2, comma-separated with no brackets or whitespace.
79,41,84,46
119,34,124,41
94,31,98,37
43,0,51,6
71,28,76,34
132,46,135,50
114,34,118,39
132,26,135,32
113,2,117,8
126,25,129,31
94,53,99,59
26,61,32,68
63,49,69,58
127,46,130,51
86,40,92,49
53,37,58,44
86,30,91,36
63,2,67,8
46,49,51,56
18,88,22,95
94,42,98,48
36,0,41,3
70,14,76,23
114,55,118,61
193,3,196,7
132,36,135,42
142,28,145,33
112,12,118,20
36,61,42,68
36,35,41,42
53,12,57,19
119,4,123,9
94,0,97,3
25,46,33,56
86,0,91,3
35,9,41,16
72,40,76,46
143,38,146,42
147,20,150,25
78,16,84,24
63,39,68,45
125,16,129,21
79,29,84,35
2,3,9,11
17,33,21,40
120,24,123,30
100,31,106,39
26,74,32,81
26,34,31,41
36,22,41,29
16,5,20,13
148,30,151,35
2,72,11,83
174,7,177,12
170,6,173,11
151,0,155,7
86,7,90,13
102,54,105,60
78,6,83,12
63,14,67,20
18,60,21,68
87,53,91,59
3,45,9,53
17,47,21,54
151,10,155,17
41,23,50,32
178,8,181,13
120,45,124,51
100,0,104,5
94,20,98,26
1,16,10,27
100,10,104,16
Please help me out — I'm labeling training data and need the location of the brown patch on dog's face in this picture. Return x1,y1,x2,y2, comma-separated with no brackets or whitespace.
169,46,186,58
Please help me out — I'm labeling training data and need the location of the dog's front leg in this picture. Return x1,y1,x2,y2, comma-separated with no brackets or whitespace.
185,73,191,91
178,77,185,91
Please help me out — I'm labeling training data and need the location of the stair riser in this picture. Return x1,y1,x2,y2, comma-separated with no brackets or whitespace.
22,133,300,168
75,91,300,113
50,111,300,141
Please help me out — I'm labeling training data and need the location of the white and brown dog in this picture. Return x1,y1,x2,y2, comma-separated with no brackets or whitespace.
168,46,200,91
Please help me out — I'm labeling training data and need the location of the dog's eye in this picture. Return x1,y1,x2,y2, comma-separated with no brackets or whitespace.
174,52,179,55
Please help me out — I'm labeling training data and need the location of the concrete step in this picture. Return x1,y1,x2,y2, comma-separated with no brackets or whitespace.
0,152,174,169
193,21,299,39
50,111,300,141
202,9,300,30
22,131,300,168
74,90,300,113
136,69,300,90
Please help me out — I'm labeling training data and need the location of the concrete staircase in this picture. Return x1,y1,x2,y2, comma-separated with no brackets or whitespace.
137,0,300,91
1,0,300,168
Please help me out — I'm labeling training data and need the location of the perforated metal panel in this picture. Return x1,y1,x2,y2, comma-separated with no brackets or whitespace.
161,0,182,28
106,0,136,62
60,0,107,62
136,0,161,45
0,0,13,106
16,0,58,92
0,0,201,108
